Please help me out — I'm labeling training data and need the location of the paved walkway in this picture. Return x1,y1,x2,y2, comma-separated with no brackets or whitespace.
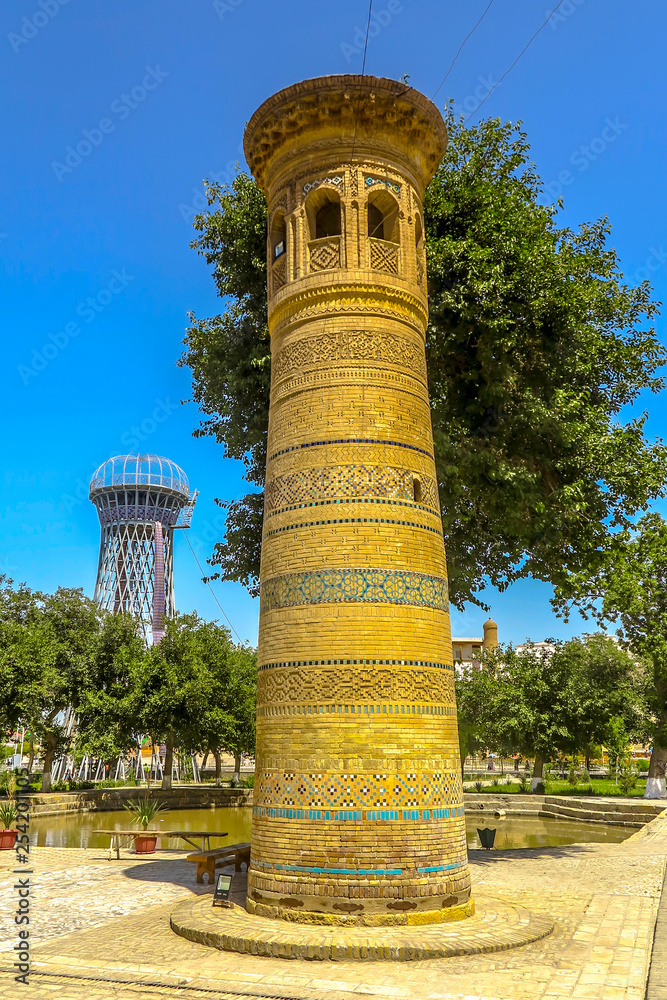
1,812,666,1000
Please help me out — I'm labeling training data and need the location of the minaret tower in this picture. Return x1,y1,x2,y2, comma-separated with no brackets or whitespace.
244,75,473,924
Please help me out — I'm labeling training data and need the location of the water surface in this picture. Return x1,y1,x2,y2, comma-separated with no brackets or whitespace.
28,807,632,850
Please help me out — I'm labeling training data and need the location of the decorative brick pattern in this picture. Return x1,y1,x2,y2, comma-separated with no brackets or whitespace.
271,254,286,291
370,237,399,274
264,514,444,540
256,663,455,706
264,465,440,513
271,329,427,383
308,236,340,271
245,75,471,923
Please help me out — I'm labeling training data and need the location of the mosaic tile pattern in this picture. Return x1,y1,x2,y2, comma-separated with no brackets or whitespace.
256,770,463,812
260,568,448,613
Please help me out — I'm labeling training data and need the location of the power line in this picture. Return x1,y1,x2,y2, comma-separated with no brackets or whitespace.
361,0,374,76
351,0,375,162
183,530,246,645
432,0,498,101
465,0,567,124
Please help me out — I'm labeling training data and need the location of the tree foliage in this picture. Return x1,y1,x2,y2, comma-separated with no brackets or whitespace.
180,111,666,610
456,635,647,779
0,578,103,791
555,512,667,782
0,578,258,791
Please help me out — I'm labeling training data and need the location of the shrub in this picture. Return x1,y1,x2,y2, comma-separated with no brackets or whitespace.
636,759,651,773
124,795,168,830
243,775,255,789
618,760,638,795
491,777,500,787
504,777,514,787
518,777,530,794
474,780,483,792
532,780,545,794
0,801,17,828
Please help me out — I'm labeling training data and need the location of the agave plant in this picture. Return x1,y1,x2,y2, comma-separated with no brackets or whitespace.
123,795,167,830
0,801,18,829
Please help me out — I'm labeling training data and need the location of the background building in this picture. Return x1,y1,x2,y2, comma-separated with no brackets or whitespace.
452,618,499,666
89,453,196,644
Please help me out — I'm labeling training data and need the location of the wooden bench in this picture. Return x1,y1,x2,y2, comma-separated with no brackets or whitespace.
186,842,251,884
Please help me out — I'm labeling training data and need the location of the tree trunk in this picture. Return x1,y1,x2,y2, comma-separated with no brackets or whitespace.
40,735,57,793
201,750,210,772
27,738,35,774
646,705,667,799
161,735,174,790
214,751,221,786
231,751,241,787
531,755,545,793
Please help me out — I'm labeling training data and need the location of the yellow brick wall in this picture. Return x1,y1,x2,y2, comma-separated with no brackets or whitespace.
244,75,473,924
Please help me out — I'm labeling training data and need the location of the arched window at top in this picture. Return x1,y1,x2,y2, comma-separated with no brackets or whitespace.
306,187,343,273
270,210,288,292
367,189,400,244
306,187,342,241
271,211,287,261
415,213,423,249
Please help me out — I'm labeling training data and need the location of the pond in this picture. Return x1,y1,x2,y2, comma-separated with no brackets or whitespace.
27,807,633,851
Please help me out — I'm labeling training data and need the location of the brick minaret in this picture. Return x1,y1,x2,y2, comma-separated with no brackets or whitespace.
243,75,473,925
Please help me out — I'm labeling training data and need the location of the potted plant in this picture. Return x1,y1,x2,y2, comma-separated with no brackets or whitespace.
123,795,167,853
0,801,18,850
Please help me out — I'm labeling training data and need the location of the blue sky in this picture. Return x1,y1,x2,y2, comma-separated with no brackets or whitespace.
1,0,665,646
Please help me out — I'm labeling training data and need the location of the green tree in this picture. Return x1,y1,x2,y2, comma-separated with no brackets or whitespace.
554,634,649,769
555,513,667,796
133,613,239,790
75,613,148,767
455,660,500,771
477,644,576,787
458,636,647,787
180,111,666,609
221,647,257,786
0,579,103,792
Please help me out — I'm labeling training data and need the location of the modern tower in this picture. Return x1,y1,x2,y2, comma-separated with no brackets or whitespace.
244,76,473,925
89,454,197,644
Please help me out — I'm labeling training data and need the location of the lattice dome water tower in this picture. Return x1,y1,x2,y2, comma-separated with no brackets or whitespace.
89,454,197,644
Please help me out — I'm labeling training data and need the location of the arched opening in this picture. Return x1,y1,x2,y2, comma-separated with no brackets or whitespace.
306,188,342,241
413,478,422,503
414,212,425,286
306,187,343,272
271,211,287,261
415,213,423,249
367,189,400,244
270,210,287,291
315,200,341,238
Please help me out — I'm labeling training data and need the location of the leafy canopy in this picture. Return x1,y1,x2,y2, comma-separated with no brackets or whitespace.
456,634,647,773
180,110,666,610
555,512,667,773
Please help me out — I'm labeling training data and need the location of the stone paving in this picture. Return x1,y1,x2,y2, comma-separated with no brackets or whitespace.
0,812,665,1000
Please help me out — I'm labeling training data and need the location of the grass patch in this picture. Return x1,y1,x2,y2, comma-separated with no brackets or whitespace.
463,779,648,797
